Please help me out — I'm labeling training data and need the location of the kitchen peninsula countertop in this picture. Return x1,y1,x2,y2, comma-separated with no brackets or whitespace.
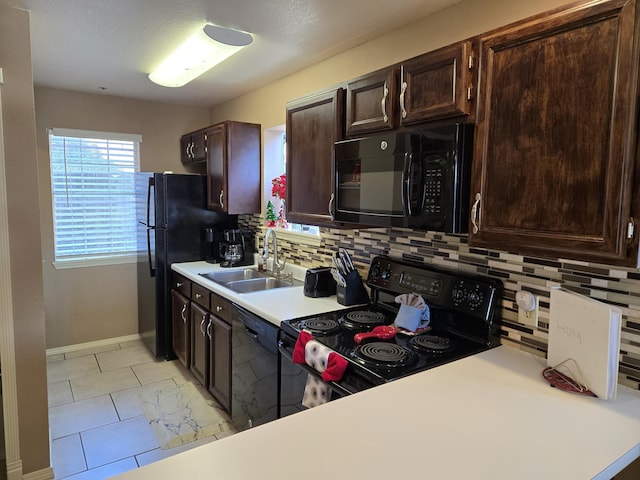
111,345,640,480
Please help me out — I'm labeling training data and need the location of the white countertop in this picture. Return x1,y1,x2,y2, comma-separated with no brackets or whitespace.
171,260,352,326
111,345,640,480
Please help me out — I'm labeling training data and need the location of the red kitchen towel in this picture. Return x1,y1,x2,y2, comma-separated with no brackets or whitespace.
292,330,313,364
293,330,347,382
323,353,347,382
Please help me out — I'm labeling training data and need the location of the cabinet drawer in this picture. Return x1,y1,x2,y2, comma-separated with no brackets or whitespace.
191,283,210,310
172,273,191,297
210,291,233,325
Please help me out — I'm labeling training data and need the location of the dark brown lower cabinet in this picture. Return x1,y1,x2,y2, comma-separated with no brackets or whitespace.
208,315,232,411
187,288,233,412
171,289,190,369
190,302,209,386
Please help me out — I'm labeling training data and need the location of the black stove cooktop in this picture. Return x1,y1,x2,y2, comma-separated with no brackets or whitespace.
280,304,492,386
279,256,502,397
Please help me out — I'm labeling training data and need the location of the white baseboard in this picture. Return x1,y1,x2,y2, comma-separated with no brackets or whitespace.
22,466,54,480
6,459,21,480
45,334,142,357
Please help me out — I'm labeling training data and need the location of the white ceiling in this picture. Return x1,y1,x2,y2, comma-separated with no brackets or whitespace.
9,0,461,107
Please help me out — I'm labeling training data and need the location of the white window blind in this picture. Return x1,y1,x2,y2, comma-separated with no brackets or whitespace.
49,128,142,267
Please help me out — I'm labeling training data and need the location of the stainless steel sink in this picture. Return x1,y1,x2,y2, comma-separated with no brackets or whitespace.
199,268,302,293
200,269,265,283
223,276,300,294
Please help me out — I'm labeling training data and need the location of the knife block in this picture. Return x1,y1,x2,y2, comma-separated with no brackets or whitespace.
337,270,369,306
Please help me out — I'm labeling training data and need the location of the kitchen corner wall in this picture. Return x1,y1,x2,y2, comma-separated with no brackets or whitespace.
242,215,640,391
34,87,211,348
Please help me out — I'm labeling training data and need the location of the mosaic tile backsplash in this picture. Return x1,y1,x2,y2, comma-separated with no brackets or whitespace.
240,215,640,391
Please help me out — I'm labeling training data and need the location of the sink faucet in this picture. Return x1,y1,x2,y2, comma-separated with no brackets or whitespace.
263,228,287,278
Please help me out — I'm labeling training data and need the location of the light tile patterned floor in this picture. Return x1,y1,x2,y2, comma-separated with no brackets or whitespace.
47,339,235,480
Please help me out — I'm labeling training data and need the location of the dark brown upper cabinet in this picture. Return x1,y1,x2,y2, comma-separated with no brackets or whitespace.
470,0,640,266
180,128,207,165
286,87,345,226
206,121,261,215
345,68,398,136
345,41,476,137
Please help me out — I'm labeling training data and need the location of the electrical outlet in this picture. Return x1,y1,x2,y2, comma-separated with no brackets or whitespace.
518,296,539,327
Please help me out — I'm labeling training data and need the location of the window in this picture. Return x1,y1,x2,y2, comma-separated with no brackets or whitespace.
263,125,319,238
49,128,141,268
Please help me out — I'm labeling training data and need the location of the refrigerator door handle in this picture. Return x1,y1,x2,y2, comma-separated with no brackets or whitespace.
146,227,156,277
146,176,155,228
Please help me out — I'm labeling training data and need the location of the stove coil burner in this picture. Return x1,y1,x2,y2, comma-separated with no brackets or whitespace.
353,342,418,369
341,310,388,331
299,318,341,335
408,335,451,353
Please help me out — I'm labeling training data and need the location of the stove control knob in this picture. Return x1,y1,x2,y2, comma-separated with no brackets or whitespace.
370,263,381,279
451,287,466,306
467,289,484,309
381,267,392,281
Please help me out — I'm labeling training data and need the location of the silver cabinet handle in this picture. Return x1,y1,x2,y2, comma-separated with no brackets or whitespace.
328,193,335,221
219,190,224,209
216,305,223,313
471,193,481,234
180,304,187,323
195,293,202,299
176,282,183,288
400,81,408,119
206,319,212,340
381,81,389,123
200,316,207,336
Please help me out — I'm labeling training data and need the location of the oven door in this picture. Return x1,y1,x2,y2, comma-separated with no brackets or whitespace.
277,329,359,418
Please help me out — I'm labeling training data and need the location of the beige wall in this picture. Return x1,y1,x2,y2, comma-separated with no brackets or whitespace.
209,0,576,127
1,5,50,475
34,87,211,348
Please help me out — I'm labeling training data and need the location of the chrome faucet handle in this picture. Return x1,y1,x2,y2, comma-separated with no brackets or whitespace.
275,257,287,277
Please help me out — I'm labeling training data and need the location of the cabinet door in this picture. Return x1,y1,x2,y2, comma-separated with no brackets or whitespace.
286,87,345,226
171,290,190,369
208,315,232,412
180,134,193,164
180,129,207,164
206,121,261,214
470,0,640,266
191,129,207,162
346,68,398,136
190,302,209,386
400,40,475,125
172,273,190,298
206,124,226,212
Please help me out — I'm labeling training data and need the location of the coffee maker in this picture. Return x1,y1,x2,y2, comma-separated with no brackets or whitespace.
219,229,252,267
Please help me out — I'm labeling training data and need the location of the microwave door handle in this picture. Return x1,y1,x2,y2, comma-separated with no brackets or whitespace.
403,153,415,216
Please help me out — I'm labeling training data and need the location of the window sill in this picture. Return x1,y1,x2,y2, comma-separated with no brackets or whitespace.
259,226,322,247
53,254,137,269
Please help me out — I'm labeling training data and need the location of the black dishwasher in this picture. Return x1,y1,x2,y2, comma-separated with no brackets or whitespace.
231,305,279,430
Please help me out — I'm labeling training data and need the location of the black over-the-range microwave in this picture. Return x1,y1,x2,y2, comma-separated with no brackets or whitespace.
333,123,473,233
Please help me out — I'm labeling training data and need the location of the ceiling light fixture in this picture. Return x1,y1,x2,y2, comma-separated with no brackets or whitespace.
148,24,253,88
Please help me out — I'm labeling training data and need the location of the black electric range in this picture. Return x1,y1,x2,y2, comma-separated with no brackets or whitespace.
278,255,503,396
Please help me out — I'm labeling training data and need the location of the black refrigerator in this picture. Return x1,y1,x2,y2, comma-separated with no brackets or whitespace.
136,172,235,359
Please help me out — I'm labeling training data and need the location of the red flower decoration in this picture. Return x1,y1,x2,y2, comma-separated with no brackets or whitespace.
271,174,286,200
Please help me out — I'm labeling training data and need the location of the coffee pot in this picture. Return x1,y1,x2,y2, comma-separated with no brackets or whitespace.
220,229,246,267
